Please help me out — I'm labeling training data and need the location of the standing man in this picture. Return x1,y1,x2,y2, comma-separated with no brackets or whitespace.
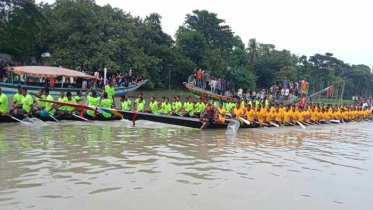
103,80,115,107
196,68,202,87
301,77,307,95
0,87,8,116
204,70,210,90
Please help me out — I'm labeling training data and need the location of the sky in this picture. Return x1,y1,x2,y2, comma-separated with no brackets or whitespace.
37,0,373,68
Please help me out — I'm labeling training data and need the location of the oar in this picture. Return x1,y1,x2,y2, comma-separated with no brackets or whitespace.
269,121,279,128
73,114,88,121
48,114,60,122
7,114,23,123
239,117,251,126
330,119,340,124
341,119,346,124
297,121,306,129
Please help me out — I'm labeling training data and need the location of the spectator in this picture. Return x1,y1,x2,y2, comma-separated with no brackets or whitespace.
196,68,202,87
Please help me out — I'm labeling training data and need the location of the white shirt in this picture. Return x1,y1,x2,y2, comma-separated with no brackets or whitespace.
285,89,289,96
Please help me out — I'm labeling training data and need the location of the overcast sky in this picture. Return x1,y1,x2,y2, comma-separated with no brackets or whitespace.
37,0,373,68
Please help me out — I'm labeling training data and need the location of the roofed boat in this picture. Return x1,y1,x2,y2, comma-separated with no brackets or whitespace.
0,66,146,96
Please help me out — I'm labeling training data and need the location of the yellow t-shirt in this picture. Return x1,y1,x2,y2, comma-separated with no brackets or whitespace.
245,109,255,122
274,112,283,122
233,107,245,119
283,111,291,122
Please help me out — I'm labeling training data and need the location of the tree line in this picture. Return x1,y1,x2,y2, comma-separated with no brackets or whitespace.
0,0,372,98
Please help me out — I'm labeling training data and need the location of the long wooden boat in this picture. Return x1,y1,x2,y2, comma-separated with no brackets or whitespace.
1,66,147,96
0,114,122,123
183,82,332,106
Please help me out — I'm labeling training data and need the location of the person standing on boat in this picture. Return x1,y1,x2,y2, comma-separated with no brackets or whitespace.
301,77,307,95
196,68,202,88
103,80,115,108
120,95,132,111
0,87,8,116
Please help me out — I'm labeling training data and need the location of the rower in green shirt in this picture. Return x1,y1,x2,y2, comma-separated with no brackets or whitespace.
100,92,113,118
0,87,8,115
13,86,24,110
31,88,46,110
136,97,145,112
74,90,83,104
161,97,172,114
41,89,55,117
57,91,67,111
149,96,158,114
171,96,182,115
85,88,101,117
103,81,115,107
20,87,34,117
135,93,146,110
120,95,132,111
63,92,77,115
194,98,206,116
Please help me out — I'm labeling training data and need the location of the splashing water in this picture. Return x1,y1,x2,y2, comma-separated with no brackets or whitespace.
225,120,240,135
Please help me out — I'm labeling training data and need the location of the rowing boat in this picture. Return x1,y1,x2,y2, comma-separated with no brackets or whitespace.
0,114,122,123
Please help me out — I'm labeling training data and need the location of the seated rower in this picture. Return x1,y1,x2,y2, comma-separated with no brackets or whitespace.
182,97,193,117
9,85,24,115
14,87,34,118
136,97,145,112
201,100,217,124
100,92,113,118
38,89,55,118
194,98,206,116
85,88,101,118
170,96,182,116
31,88,46,111
0,87,8,116
283,106,293,126
274,106,284,125
120,95,132,111
215,102,226,124
75,90,83,105
148,96,158,114
231,101,245,120
245,104,255,124
160,97,172,115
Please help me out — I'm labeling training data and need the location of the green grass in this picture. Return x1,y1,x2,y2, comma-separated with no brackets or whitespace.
310,98,353,105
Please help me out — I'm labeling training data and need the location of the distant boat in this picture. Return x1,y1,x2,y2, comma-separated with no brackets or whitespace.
0,66,146,96
183,82,332,105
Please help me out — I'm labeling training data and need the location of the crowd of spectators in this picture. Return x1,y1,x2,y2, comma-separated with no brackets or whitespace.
188,68,231,96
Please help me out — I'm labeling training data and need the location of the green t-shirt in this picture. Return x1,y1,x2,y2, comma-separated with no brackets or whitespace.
100,99,112,118
45,95,55,116
35,95,46,108
173,101,182,114
135,98,146,106
104,85,115,102
0,93,8,115
63,97,77,112
14,93,24,105
137,102,144,112
183,102,190,112
149,101,158,113
161,103,172,114
195,102,206,112
121,99,131,111
87,96,101,116
58,97,67,111
22,94,34,113
74,96,82,104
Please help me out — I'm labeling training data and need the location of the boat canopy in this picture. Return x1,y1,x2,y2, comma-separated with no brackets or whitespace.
7,66,93,78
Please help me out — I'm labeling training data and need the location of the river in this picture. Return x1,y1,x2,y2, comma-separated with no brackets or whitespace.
0,91,373,209
0,119,372,210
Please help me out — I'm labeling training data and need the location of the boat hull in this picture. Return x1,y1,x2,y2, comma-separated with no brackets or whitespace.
0,80,147,97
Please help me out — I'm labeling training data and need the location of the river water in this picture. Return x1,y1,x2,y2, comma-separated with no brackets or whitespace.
0,119,372,210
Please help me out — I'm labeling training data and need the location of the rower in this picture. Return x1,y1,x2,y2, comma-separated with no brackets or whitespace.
171,96,182,115
161,97,172,114
201,100,217,124
75,90,83,104
216,102,226,123
17,87,34,117
148,96,158,114
182,97,193,117
245,104,255,124
135,93,145,110
274,106,284,125
194,98,206,116
232,101,245,120
0,87,8,116
85,87,101,118
9,85,23,115
31,88,46,111
63,92,77,117
255,106,266,126
283,106,292,126
103,80,116,107
40,89,55,117
265,106,274,125
100,92,113,118
120,95,131,111
57,91,67,113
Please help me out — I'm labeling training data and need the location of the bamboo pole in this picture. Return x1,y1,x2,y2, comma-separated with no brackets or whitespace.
340,82,345,104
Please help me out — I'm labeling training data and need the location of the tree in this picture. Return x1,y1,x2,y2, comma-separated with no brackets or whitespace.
275,66,298,83
247,38,259,67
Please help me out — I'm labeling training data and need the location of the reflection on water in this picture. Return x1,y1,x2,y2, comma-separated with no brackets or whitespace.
0,121,372,210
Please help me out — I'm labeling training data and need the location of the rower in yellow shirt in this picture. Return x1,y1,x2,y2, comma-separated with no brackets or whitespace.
310,107,318,123
216,102,226,123
255,106,266,125
291,106,299,124
245,105,255,123
274,107,284,125
232,102,245,120
283,106,293,125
